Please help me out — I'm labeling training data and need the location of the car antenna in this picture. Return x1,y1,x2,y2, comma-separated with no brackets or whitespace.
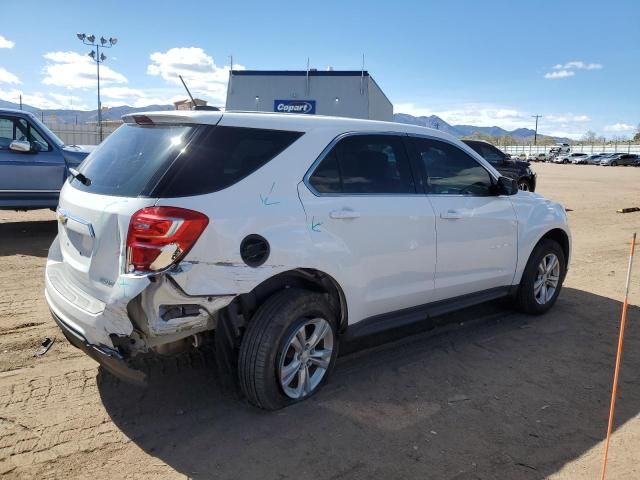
178,75,220,111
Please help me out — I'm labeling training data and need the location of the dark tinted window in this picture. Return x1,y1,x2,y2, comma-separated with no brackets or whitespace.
310,135,415,194
463,141,505,164
412,138,493,195
72,124,302,197
309,150,341,193
156,126,303,197
72,124,193,196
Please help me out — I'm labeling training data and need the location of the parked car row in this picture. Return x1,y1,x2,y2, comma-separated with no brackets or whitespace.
553,152,639,166
506,151,639,166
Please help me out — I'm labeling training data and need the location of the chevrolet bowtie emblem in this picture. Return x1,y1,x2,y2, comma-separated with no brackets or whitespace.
57,213,68,225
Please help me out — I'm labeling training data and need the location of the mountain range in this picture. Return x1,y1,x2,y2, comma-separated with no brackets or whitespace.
0,99,568,142
393,113,570,142
0,99,173,124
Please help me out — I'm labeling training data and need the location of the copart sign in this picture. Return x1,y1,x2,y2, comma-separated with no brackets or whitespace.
274,100,316,114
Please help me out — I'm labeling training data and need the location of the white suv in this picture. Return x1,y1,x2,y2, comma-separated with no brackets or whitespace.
45,111,571,409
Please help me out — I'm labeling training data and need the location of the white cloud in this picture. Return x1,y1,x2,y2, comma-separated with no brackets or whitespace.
546,113,591,123
146,47,243,104
544,70,575,79
42,51,127,89
395,102,594,139
101,86,185,108
0,36,14,49
0,88,89,110
604,123,636,132
0,67,20,84
545,60,602,79
553,61,602,70
395,102,530,130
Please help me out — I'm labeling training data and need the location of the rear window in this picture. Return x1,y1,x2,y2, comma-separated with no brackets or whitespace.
71,124,303,197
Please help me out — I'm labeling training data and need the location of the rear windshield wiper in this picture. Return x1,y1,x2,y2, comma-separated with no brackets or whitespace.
68,168,91,186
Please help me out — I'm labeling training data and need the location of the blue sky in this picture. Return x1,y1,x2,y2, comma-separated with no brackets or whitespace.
0,0,638,138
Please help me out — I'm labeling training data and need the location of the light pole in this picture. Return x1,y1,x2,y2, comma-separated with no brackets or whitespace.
76,33,117,143
531,114,542,146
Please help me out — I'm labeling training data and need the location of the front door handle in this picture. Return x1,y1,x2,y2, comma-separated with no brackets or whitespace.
330,209,361,220
440,209,463,220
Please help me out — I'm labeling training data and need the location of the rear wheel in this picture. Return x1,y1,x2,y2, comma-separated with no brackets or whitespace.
518,179,532,191
238,288,338,410
514,239,566,315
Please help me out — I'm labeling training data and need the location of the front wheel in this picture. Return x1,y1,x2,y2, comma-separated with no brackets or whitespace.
238,288,338,410
514,239,566,315
610,161,617,166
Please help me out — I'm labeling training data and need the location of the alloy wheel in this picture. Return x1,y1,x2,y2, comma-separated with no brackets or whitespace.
534,253,560,305
278,317,334,399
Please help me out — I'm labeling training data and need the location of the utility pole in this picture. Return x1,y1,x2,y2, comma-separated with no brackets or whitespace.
532,114,542,146
76,33,118,143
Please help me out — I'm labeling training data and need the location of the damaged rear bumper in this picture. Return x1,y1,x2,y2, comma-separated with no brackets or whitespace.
49,307,146,385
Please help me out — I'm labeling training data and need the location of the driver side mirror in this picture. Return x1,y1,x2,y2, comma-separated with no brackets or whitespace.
495,176,518,196
9,140,32,153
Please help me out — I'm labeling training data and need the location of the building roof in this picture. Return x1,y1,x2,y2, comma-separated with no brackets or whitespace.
230,70,370,77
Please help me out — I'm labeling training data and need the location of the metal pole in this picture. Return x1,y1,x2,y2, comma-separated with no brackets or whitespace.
96,44,102,143
601,233,637,480
532,115,542,146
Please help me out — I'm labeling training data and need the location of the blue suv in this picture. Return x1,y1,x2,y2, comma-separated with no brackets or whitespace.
0,109,94,210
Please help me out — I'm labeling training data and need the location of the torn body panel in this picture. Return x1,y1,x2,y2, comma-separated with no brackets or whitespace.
136,275,234,338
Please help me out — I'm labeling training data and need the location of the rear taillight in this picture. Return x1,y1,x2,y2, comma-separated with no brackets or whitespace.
126,207,209,273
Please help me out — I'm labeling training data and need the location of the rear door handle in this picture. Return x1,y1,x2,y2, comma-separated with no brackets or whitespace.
440,209,463,220
330,209,361,220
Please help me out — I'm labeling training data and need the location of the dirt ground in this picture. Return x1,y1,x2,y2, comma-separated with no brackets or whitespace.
1,163,640,479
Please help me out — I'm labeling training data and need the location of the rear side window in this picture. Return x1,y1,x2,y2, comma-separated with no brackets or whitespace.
155,126,303,197
309,134,415,194
72,124,302,197
412,137,493,196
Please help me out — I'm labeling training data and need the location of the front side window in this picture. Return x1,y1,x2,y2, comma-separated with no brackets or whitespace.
28,125,51,152
412,137,493,195
0,117,51,152
309,134,415,194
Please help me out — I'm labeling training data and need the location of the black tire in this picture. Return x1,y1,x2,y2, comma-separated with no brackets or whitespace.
518,178,532,191
514,239,566,315
238,288,338,410
611,161,617,166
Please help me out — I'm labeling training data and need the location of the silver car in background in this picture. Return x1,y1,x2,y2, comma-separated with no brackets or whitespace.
569,153,590,164
600,153,639,166
554,153,586,164
583,153,608,165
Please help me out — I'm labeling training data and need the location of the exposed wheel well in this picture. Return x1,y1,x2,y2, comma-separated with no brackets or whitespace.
232,269,348,334
539,228,570,268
